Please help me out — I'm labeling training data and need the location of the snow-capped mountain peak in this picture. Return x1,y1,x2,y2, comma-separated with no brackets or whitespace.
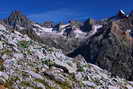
119,9,126,15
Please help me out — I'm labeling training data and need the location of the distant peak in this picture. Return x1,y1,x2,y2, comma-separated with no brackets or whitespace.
5,10,31,28
117,10,127,17
9,10,26,20
119,10,126,15
11,10,23,16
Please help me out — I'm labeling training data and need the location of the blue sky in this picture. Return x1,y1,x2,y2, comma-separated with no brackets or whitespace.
0,0,133,23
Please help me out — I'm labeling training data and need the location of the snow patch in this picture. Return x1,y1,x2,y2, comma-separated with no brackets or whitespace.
33,24,53,33
94,25,103,31
60,24,70,29
120,10,126,15
16,25,25,30
89,25,103,37
74,28,87,38
74,29,84,34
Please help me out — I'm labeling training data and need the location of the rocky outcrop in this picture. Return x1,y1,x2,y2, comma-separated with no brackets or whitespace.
68,15,133,80
4,10,32,28
81,18,95,32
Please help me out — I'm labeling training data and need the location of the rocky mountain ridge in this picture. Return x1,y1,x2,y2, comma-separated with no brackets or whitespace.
0,10,133,89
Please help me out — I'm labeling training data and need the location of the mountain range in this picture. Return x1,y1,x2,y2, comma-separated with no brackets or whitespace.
0,10,133,89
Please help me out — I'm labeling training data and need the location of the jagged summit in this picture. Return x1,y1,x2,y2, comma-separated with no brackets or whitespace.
117,9,128,18
11,10,23,16
118,10,126,15
4,10,31,28
81,18,95,32
107,10,128,21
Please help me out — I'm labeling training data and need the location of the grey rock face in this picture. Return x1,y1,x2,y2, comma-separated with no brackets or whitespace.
68,17,133,81
4,10,32,29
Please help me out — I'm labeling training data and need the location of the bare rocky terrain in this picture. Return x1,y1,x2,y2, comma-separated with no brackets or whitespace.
0,10,132,89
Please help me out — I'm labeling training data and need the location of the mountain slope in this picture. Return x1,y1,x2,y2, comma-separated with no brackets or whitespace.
0,23,132,89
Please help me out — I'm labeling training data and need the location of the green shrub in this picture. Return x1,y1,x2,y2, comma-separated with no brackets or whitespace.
77,66,85,72
18,40,32,48
43,60,55,67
